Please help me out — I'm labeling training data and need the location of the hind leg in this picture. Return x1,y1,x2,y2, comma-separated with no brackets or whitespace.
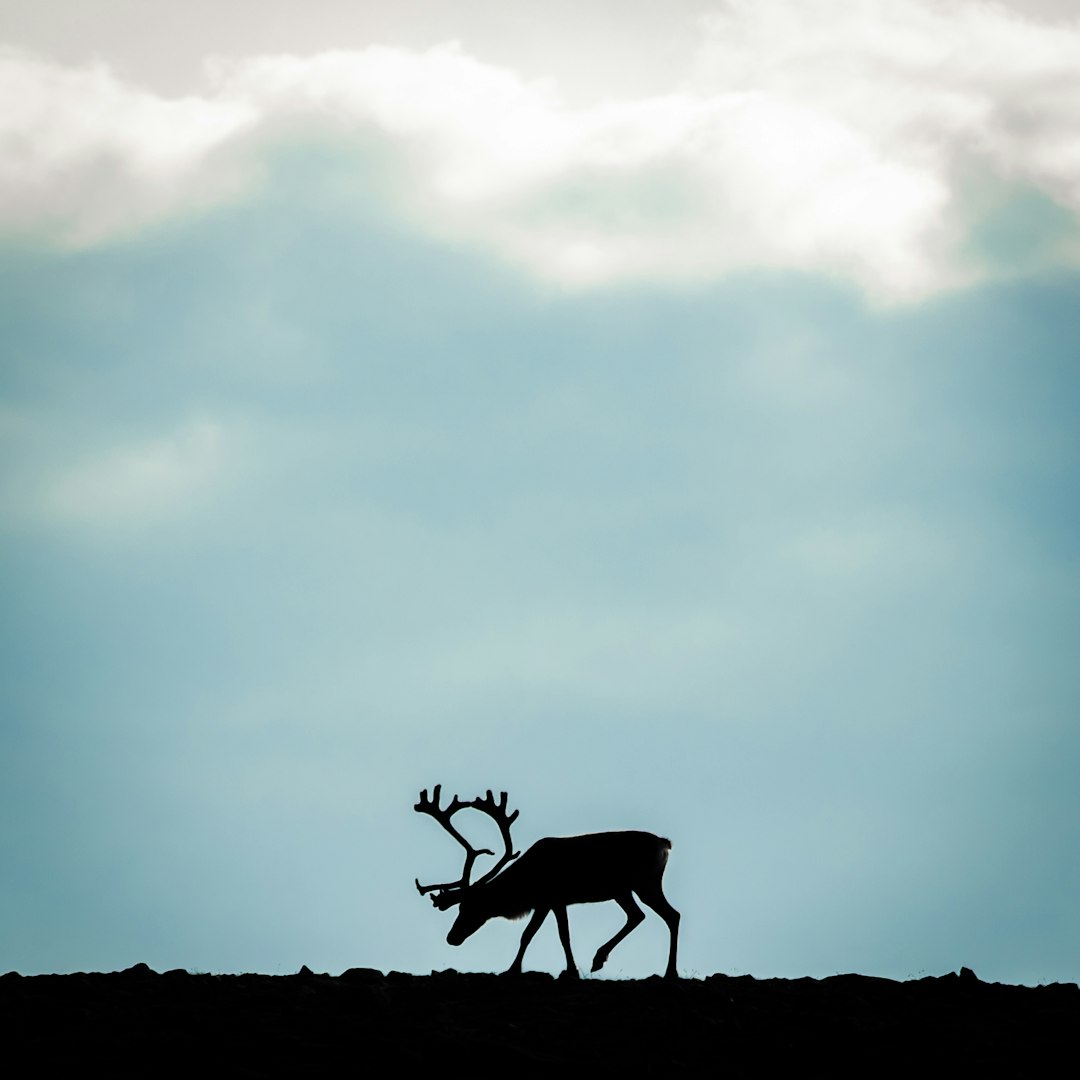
636,881,680,979
591,893,645,973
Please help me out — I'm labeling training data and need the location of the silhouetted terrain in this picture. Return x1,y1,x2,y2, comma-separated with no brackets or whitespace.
3,964,1076,1074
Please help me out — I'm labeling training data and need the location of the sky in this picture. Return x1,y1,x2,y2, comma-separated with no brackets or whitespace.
1,0,1078,984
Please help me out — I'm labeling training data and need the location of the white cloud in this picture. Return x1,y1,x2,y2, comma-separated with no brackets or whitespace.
2,0,1080,299
692,0,1080,211
0,47,255,242
38,417,230,528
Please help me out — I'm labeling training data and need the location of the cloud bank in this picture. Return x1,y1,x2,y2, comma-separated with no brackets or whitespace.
3,0,1080,301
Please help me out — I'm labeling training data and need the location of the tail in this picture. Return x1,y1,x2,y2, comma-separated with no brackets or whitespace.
658,836,672,866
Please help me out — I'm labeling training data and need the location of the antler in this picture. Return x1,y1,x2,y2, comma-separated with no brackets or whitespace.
414,785,494,908
414,785,521,909
471,789,520,886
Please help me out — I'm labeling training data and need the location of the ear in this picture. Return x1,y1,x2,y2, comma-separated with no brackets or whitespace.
432,891,464,911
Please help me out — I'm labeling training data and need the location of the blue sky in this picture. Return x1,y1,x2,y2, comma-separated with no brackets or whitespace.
2,0,1079,983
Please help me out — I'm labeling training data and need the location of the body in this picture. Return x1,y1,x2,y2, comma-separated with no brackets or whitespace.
447,830,679,979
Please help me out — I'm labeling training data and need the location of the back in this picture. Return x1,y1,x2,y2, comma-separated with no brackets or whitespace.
496,830,671,907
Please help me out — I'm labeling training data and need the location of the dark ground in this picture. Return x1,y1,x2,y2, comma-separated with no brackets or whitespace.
3,964,1076,1074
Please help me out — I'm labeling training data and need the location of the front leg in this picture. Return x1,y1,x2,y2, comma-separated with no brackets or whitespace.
553,905,579,979
506,908,548,974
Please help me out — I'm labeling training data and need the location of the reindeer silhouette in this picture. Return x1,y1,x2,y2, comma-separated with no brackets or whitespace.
415,786,679,979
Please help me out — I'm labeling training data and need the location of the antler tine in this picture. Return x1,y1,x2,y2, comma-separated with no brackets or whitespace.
414,785,494,903
471,789,521,887
414,785,468,818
